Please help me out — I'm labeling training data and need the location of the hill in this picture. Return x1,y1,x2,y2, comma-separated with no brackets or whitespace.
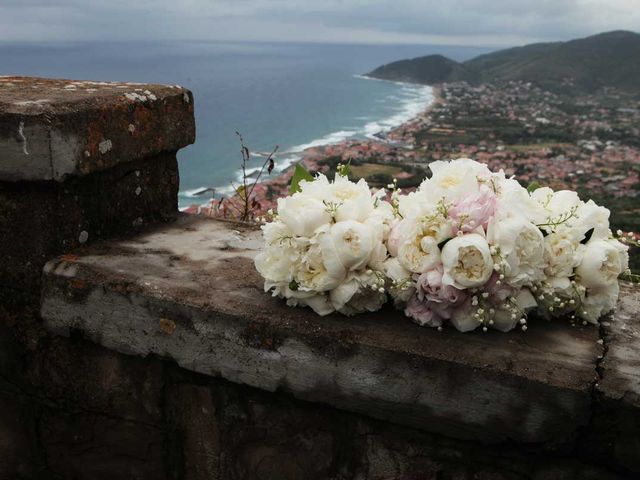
365,54,475,84
366,31,640,95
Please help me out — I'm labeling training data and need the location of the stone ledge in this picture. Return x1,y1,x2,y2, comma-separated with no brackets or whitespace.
0,76,195,181
40,215,612,445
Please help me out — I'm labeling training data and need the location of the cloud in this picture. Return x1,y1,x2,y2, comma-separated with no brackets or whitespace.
0,0,638,46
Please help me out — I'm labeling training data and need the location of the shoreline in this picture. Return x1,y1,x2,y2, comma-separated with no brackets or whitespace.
182,83,441,216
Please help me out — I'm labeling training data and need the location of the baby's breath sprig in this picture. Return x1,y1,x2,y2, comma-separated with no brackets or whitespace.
489,245,508,283
505,296,529,331
275,235,294,247
389,276,413,293
536,205,579,232
389,180,403,218
436,197,449,218
620,269,640,283
323,200,343,219
533,280,586,325
336,161,351,178
615,229,640,248
363,269,387,294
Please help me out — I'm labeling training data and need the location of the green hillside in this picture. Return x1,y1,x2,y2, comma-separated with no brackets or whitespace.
366,31,640,95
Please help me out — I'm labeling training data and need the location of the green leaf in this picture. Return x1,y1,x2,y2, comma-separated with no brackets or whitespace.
289,164,314,194
235,184,247,200
336,159,351,178
527,181,541,193
288,280,299,291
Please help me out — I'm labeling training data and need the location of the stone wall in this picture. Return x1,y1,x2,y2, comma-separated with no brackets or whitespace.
0,77,193,478
1,77,638,480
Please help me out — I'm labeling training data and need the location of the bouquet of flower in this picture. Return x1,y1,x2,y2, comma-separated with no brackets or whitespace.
384,159,629,332
255,159,630,332
254,166,394,316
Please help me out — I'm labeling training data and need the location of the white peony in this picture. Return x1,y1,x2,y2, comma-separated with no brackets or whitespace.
576,239,628,290
395,213,450,274
296,241,345,292
491,289,537,332
254,245,295,287
277,193,331,237
533,188,581,220
579,283,620,324
441,233,493,288
487,215,545,287
499,178,547,225
544,230,583,279
330,272,386,316
573,200,611,241
383,257,413,303
285,290,335,316
421,158,493,202
319,221,375,278
365,199,395,242
449,307,480,333
329,175,375,223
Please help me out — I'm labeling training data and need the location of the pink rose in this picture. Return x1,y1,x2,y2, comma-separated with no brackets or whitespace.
405,294,445,327
449,186,497,235
407,265,470,328
416,265,467,306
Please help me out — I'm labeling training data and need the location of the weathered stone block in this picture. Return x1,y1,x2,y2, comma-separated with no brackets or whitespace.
40,410,166,480
0,76,195,303
0,152,180,302
166,381,220,480
0,77,194,182
0,392,46,479
584,283,640,474
40,216,607,447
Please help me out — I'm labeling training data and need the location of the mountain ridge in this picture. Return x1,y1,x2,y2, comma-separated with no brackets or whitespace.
366,30,640,95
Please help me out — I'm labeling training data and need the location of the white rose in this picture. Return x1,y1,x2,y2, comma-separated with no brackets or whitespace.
487,215,545,287
277,193,331,237
576,239,627,290
579,283,619,324
319,221,375,278
441,233,493,288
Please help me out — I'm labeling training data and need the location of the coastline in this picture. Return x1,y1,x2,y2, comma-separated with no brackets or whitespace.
182,82,441,216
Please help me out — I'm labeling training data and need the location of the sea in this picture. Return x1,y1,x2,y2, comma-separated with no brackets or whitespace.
0,41,491,207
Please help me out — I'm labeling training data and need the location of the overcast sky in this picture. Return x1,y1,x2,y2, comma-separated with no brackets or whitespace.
1,0,638,47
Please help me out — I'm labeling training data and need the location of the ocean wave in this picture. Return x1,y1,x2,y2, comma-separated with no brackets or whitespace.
289,130,358,153
179,78,432,205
